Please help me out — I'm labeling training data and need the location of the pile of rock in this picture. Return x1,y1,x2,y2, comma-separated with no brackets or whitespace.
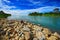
0,19,60,40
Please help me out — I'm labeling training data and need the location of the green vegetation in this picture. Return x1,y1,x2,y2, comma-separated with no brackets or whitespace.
28,8,60,16
0,11,11,18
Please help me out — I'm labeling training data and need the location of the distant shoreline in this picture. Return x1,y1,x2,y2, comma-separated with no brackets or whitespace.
28,8,60,16
28,12,60,17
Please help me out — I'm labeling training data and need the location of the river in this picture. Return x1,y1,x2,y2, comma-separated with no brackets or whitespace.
7,15,60,34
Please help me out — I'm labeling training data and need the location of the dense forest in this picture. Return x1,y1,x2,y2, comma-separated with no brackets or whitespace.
28,8,60,16
0,11,11,18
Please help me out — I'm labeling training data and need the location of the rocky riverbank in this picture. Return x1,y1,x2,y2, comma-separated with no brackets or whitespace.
0,18,60,40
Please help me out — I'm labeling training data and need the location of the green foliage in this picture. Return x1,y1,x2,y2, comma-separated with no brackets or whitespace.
0,11,11,18
29,12,43,16
29,12,60,16
28,8,60,16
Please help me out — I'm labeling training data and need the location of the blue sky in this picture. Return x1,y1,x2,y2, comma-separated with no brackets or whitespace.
0,0,60,15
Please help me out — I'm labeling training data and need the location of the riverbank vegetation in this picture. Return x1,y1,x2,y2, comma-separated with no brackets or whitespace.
0,11,11,18
29,8,60,16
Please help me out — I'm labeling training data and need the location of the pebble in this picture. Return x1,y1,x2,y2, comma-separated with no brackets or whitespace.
0,19,60,40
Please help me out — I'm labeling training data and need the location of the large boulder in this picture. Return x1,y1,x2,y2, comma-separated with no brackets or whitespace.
24,31,30,40
47,36,58,40
35,31,45,40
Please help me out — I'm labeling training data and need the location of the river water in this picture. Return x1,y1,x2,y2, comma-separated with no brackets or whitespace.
7,15,60,33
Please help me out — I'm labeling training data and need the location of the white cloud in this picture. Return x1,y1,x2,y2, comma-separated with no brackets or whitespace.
30,0,40,5
0,0,60,16
3,0,11,3
0,0,16,10
1,6,60,16
27,0,41,5
0,5,16,10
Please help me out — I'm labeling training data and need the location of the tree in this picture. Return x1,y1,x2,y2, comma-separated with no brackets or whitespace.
53,8,60,13
0,11,5,14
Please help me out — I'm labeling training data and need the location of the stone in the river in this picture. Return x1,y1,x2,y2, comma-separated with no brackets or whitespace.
42,28,52,37
0,19,60,40
33,25,43,32
4,28,7,31
24,31,30,40
33,38,38,40
35,31,45,40
53,32,60,38
15,36,19,40
47,36,58,40
19,33,25,40
22,25,30,31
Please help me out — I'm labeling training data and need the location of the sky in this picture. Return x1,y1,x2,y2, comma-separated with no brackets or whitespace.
0,0,60,15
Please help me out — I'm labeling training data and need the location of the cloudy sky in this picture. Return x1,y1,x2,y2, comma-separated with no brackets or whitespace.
0,0,60,15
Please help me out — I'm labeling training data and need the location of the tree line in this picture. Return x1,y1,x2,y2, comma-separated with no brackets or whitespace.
28,8,60,16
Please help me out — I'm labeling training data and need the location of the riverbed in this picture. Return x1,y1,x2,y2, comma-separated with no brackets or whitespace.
7,15,60,34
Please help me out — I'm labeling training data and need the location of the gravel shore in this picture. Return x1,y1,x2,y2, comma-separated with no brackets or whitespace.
0,18,60,40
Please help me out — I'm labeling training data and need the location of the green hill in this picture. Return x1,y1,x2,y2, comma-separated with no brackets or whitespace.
0,11,11,18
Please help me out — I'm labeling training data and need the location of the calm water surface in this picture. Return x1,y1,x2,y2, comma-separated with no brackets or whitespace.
7,15,60,33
